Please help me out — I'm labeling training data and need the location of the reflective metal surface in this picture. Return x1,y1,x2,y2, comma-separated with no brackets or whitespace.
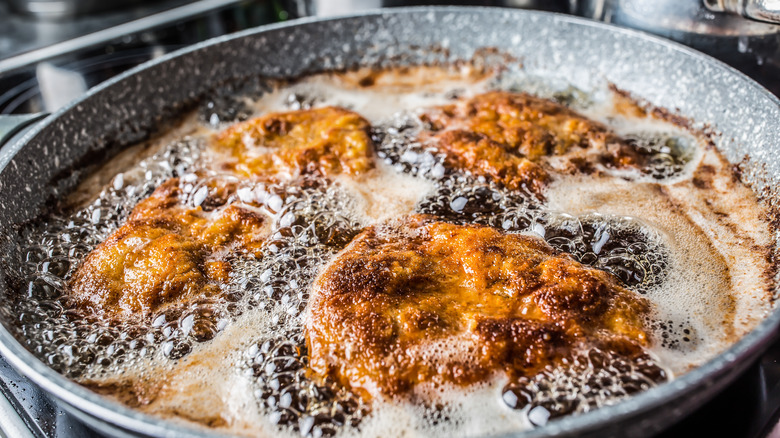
0,0,194,60
288,0,567,16
0,356,98,438
0,0,283,115
0,113,46,146
7,0,172,20
0,0,272,74
572,0,780,34
705,0,780,24
571,0,780,95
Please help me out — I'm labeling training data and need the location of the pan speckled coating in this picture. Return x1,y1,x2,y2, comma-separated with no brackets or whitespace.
0,7,778,438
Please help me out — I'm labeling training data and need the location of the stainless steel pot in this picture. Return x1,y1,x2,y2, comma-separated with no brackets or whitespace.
705,0,780,24
572,0,780,26
0,7,778,437
571,0,780,94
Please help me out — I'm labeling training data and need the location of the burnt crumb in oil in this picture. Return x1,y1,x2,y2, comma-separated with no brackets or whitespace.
652,319,699,351
445,88,466,100
357,75,375,87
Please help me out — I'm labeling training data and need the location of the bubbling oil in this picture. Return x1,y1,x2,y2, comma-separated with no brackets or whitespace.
377,108,672,293
499,348,667,425
16,137,211,379
7,68,775,437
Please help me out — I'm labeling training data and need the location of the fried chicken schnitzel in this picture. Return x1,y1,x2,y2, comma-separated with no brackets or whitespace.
307,216,651,398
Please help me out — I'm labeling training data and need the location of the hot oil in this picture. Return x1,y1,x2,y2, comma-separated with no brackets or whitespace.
16,137,210,379
10,68,776,437
226,181,369,437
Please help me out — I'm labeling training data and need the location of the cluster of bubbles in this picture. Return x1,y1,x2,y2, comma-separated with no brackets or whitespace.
16,128,370,435
372,113,448,180
14,138,212,379
417,177,669,292
242,334,366,438
501,348,667,423
628,132,695,181
541,214,669,292
225,179,369,436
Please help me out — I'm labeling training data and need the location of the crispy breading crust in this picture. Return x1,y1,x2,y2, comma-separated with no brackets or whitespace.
420,91,644,196
307,216,650,398
70,177,268,319
213,107,375,179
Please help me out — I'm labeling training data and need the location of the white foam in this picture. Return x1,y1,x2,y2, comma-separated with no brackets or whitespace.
336,161,435,224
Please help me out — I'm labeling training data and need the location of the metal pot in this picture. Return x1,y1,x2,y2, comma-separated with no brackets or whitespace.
284,0,568,17
571,0,780,27
0,7,778,437
570,0,780,95
705,0,780,24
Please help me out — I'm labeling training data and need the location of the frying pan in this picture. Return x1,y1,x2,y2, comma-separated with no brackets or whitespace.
0,7,778,438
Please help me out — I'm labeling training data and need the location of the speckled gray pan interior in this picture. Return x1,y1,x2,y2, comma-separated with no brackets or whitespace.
0,7,778,438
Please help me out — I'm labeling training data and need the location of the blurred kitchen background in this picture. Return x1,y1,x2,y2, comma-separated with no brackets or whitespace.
0,0,778,437
0,0,777,116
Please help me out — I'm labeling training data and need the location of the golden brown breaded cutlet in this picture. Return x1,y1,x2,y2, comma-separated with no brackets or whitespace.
306,216,650,399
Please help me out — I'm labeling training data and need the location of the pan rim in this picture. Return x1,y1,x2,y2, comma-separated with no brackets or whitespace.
1,6,778,437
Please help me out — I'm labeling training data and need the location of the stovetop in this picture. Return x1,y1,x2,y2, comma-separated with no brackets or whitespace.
0,0,286,114
1,1,779,437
